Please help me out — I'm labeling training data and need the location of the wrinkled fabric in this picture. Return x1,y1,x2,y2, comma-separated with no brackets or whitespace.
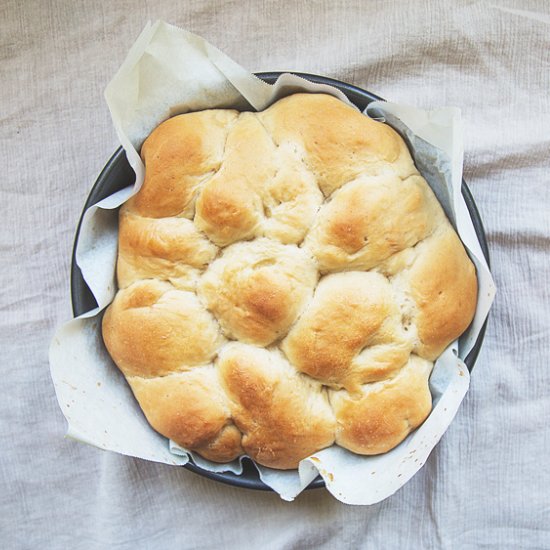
1,0,549,548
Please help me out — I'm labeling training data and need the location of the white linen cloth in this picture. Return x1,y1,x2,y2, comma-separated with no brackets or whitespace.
1,0,549,547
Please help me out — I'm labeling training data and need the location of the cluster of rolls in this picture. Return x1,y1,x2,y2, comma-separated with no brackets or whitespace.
102,93,478,469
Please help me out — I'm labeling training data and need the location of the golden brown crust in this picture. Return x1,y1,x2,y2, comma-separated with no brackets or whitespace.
198,239,317,346
281,271,411,393
258,93,417,195
406,227,478,360
218,344,335,469
194,423,244,463
102,93,478,469
129,109,238,219
128,368,242,461
194,113,273,246
117,207,218,290
304,174,442,272
102,280,224,378
331,355,433,454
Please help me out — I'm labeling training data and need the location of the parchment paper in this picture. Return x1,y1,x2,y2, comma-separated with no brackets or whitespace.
49,20,496,504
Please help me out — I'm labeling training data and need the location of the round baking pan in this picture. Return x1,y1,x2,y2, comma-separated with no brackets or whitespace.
71,72,491,492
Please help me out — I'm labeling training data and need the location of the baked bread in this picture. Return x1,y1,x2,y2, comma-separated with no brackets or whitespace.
102,93,477,469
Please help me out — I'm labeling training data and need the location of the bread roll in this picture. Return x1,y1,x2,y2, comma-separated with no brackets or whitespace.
102,93,477,469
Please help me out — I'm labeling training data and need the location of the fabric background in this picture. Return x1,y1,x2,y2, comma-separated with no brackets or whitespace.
2,1,549,548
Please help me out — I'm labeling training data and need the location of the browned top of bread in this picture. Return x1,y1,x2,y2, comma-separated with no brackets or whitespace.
102,93,477,469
